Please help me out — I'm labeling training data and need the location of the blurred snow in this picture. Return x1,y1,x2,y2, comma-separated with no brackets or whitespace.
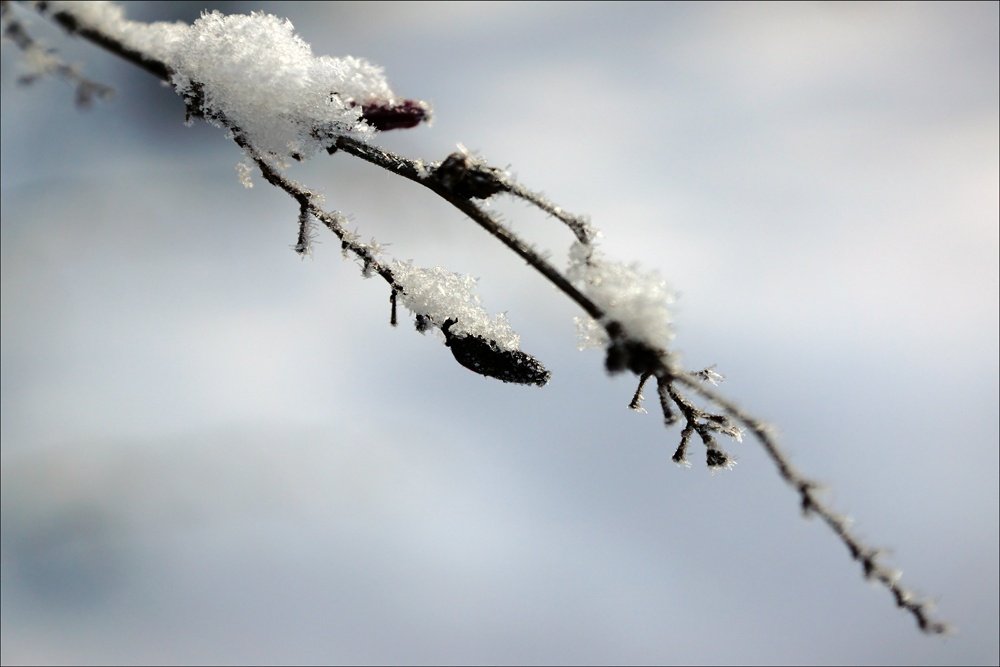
2,2,997,664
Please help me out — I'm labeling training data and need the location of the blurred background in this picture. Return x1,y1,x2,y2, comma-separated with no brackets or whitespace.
2,2,997,664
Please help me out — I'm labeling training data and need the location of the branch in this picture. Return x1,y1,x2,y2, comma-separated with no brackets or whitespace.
330,137,606,322
673,373,950,634
4,0,951,635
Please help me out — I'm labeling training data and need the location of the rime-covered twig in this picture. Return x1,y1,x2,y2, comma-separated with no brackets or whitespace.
6,0,950,634
237,133,552,385
502,180,596,244
242,141,393,285
628,370,740,468
8,0,549,381
331,136,607,322
672,373,951,634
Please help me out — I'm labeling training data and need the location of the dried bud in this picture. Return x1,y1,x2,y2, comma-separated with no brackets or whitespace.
433,153,505,200
361,99,431,131
442,319,550,386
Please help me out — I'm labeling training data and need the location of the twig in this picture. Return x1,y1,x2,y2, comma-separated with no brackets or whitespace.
673,373,951,634
6,0,951,635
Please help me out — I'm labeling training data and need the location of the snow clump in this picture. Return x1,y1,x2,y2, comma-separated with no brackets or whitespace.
392,261,522,352
48,2,399,162
567,241,675,354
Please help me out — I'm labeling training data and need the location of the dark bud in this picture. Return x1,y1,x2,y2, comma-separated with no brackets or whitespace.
798,482,818,515
433,153,505,200
605,338,664,375
441,319,551,387
415,314,432,333
361,99,430,131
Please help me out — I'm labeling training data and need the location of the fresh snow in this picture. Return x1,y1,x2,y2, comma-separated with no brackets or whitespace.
48,2,398,161
567,242,675,354
392,261,522,352
39,2,676,362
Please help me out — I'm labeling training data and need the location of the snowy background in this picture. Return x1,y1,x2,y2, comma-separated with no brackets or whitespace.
2,2,997,664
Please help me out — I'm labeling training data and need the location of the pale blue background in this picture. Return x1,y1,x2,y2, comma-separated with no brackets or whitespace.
2,2,998,664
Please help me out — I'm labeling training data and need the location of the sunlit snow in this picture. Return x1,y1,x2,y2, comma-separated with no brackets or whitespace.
48,2,398,161
567,241,675,354
392,261,522,351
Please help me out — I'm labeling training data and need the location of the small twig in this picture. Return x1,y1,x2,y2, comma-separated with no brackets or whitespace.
673,373,951,634
11,0,951,635
628,372,652,412
333,137,608,323
36,1,173,82
502,180,596,244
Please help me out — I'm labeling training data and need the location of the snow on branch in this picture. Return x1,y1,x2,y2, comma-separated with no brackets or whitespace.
2,0,950,635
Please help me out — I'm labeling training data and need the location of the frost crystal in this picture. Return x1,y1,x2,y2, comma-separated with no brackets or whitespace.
48,2,401,163
567,242,675,354
391,261,522,352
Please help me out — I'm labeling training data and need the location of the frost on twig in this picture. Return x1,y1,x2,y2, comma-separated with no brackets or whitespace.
6,0,950,635
429,146,507,201
627,371,741,468
239,139,550,385
392,261,521,352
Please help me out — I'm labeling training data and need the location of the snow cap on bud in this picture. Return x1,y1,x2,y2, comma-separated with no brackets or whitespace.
567,241,677,373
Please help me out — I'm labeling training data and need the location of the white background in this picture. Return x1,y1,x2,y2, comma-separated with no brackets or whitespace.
2,2,997,664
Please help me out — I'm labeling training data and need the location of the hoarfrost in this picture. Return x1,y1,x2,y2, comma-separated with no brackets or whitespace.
392,261,522,352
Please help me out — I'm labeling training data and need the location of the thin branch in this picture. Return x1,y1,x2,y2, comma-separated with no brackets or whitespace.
8,0,951,635
36,1,173,82
673,373,951,635
502,180,596,244
331,137,608,322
